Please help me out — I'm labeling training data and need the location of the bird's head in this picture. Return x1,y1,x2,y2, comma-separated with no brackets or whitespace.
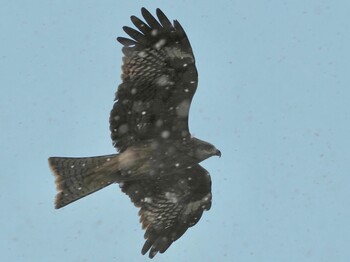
191,137,221,162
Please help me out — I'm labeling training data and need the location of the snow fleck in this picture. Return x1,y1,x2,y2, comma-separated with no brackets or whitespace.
135,190,139,194
156,119,163,127
184,88,189,92
176,99,191,117
77,187,82,190
119,124,128,134
113,115,120,121
156,75,169,86
141,111,146,115
138,51,147,58
106,158,110,162
183,63,188,67
70,165,74,168
165,47,194,60
175,163,180,167
190,81,196,84
143,197,152,203
188,177,192,181
161,130,170,139
165,192,178,203
82,163,86,167
151,29,158,36
131,88,137,94
154,39,167,50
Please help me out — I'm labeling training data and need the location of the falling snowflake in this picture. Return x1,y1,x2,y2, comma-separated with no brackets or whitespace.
154,39,167,49
161,130,170,139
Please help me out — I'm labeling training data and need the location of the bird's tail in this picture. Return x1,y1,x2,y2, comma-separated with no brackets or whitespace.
48,154,120,209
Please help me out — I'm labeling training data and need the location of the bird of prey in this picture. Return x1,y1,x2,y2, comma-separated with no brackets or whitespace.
48,8,221,258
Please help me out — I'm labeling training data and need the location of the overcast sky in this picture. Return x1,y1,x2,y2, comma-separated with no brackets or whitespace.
1,1,350,261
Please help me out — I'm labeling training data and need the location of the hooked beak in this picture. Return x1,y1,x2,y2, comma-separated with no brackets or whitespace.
215,149,221,158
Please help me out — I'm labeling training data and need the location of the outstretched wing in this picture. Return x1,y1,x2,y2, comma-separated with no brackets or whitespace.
110,8,198,152
120,164,211,258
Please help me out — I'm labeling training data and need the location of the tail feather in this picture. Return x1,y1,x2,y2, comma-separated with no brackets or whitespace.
48,154,119,209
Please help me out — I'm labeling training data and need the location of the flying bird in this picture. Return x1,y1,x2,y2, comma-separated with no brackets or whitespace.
48,8,221,258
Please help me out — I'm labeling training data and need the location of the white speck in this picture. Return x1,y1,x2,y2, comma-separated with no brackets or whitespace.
190,81,196,84
175,163,180,167
131,88,137,94
119,182,124,187
141,111,146,115
119,124,129,134
165,192,178,203
156,119,163,127
164,46,194,60
183,63,188,67
184,88,189,92
106,158,110,162
138,51,147,58
77,187,82,190
154,39,167,49
144,197,152,203
70,165,74,168
188,177,192,180
151,29,158,36
82,163,86,167
176,100,191,117
113,115,120,121
161,130,170,139
156,75,169,86
135,190,139,194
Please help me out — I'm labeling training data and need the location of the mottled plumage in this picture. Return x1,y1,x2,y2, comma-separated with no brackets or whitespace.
48,8,220,258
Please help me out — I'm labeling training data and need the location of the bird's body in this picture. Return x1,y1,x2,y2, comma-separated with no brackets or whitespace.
49,8,220,258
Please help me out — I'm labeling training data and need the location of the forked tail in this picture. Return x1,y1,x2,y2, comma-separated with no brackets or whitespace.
48,154,119,209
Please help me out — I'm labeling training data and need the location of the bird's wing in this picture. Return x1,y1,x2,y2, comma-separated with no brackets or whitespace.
120,164,211,258
110,8,198,152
